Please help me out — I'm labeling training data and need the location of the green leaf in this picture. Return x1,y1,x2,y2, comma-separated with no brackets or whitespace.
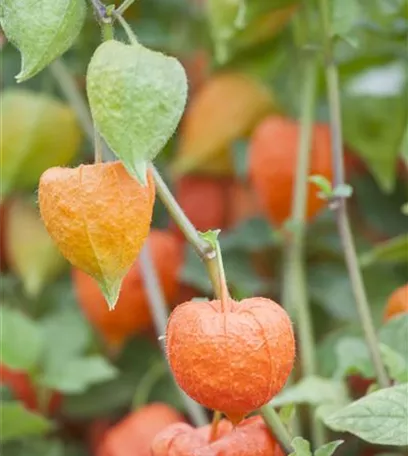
6,197,67,297
379,344,408,383
314,440,344,456
379,314,408,356
270,376,349,408
401,202,408,216
1,90,81,198
331,0,361,37
334,337,374,379
289,436,312,456
0,307,44,371
360,234,408,267
0,402,53,442
324,383,408,446
309,175,333,197
220,217,274,251
278,403,295,427
87,39,187,185
342,94,407,193
41,356,118,394
0,0,87,82
41,308,91,370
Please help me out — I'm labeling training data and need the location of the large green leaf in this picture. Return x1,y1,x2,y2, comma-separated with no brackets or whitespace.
0,307,44,371
324,383,408,446
0,402,53,442
1,90,81,198
87,39,187,185
0,0,86,82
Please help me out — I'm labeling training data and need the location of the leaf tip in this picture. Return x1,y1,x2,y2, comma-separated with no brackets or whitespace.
129,161,149,187
97,278,122,311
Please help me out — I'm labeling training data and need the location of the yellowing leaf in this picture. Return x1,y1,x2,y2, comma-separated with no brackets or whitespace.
6,197,67,297
0,0,86,82
1,90,82,198
172,72,278,176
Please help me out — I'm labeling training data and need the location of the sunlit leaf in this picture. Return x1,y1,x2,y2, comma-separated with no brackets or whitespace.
324,383,408,446
87,40,187,185
0,0,86,82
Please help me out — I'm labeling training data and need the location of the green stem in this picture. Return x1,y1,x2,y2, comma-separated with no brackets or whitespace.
150,166,214,260
113,11,138,45
139,244,208,426
285,57,326,448
261,405,293,455
116,0,137,16
317,0,390,389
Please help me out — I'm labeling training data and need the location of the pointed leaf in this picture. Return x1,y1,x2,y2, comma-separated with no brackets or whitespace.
97,276,122,311
1,90,81,198
324,383,408,446
315,440,344,456
6,197,67,297
0,307,44,371
87,40,187,185
0,402,53,442
289,436,312,456
0,0,86,82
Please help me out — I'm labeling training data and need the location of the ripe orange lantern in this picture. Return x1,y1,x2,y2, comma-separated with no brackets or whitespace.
73,230,183,348
166,297,295,424
249,116,333,227
152,415,285,455
384,284,408,322
97,403,185,456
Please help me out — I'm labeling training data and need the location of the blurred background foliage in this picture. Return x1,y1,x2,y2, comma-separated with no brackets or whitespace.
0,0,407,455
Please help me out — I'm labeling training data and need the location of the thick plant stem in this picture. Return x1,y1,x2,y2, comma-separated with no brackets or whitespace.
261,406,293,455
139,244,208,426
284,59,326,447
317,0,390,389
